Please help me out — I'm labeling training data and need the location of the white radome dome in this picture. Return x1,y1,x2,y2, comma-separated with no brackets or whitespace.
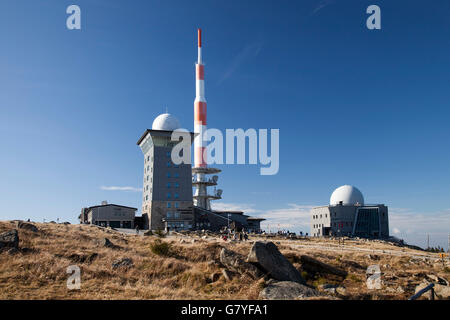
330,185,364,206
152,113,180,131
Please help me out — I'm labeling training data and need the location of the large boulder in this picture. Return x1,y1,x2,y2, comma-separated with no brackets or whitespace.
219,248,262,280
15,221,38,232
415,281,450,300
299,255,347,278
0,229,19,249
259,281,320,300
247,241,305,284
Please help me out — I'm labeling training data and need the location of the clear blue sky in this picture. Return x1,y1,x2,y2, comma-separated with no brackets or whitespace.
1,0,449,249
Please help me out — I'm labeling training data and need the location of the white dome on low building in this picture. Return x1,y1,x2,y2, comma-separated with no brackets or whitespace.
152,113,180,131
330,185,364,206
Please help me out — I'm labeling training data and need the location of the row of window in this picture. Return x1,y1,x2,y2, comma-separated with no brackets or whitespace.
167,193,180,199
145,155,153,163
167,161,180,168
166,211,181,218
167,202,179,208
167,182,179,188
312,214,327,219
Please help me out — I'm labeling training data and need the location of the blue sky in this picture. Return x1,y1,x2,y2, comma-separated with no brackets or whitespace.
0,0,449,249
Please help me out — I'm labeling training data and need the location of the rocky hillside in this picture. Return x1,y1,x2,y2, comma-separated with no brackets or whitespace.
0,221,448,300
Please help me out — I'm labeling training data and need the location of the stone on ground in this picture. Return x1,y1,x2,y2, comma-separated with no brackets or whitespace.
112,258,133,269
259,281,320,300
0,229,19,250
15,221,38,232
247,241,305,284
219,248,262,280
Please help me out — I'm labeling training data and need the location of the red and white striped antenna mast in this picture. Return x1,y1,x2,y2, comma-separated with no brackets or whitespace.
192,28,222,210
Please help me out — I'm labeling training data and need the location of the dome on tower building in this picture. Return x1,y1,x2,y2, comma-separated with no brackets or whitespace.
330,185,364,206
152,113,180,131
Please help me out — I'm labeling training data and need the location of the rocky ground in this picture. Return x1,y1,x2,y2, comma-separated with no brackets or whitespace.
0,221,449,300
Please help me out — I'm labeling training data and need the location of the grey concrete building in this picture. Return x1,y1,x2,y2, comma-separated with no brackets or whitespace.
137,113,266,233
79,201,137,228
137,113,195,231
310,185,389,239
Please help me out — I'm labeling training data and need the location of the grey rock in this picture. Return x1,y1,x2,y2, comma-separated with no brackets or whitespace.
98,237,116,248
299,255,347,278
318,283,339,294
416,281,450,300
435,284,450,299
426,274,449,286
259,281,320,300
247,241,305,284
336,286,347,296
0,229,19,249
222,269,233,281
220,248,262,280
112,258,133,269
15,221,38,232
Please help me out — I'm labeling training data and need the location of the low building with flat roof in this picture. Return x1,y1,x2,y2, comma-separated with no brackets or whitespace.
79,201,137,229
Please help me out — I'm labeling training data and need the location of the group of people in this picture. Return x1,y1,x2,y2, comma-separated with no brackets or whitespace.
222,229,249,242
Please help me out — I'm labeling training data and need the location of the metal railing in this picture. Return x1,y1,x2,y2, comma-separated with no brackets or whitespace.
408,283,435,300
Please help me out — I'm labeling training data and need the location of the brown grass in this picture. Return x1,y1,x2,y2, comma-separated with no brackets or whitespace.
0,221,448,300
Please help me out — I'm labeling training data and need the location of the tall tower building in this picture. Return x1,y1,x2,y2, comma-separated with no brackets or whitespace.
137,113,195,231
193,28,222,210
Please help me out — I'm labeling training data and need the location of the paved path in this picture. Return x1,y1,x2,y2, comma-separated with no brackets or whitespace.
286,241,449,261
112,227,449,262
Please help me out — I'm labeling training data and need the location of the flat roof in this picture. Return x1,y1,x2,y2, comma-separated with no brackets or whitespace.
87,204,138,211
213,210,244,215
136,129,196,146
247,217,266,221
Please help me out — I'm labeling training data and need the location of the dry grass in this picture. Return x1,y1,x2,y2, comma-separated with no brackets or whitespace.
0,221,448,300
0,221,260,300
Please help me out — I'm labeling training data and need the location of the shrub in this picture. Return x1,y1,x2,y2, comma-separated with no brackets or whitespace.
150,239,172,256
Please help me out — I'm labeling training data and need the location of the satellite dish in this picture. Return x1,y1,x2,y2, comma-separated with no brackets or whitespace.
212,175,218,183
